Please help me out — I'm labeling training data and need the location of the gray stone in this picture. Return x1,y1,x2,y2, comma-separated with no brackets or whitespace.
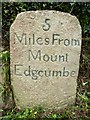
10,10,82,109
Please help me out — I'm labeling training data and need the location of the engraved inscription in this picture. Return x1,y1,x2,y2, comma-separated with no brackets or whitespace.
42,18,50,31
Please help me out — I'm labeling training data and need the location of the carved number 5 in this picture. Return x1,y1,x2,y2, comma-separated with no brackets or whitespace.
42,19,50,31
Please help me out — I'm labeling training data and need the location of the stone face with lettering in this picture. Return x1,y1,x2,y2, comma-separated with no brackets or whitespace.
10,11,82,109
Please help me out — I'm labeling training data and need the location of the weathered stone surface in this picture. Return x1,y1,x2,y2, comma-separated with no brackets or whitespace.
10,11,82,109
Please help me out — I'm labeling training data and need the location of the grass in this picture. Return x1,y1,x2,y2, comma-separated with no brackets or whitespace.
0,104,89,119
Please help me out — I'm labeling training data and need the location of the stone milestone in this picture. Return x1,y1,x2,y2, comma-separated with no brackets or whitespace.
10,10,82,109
